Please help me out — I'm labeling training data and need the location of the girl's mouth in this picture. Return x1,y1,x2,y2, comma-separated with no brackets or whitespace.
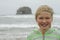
41,24,48,27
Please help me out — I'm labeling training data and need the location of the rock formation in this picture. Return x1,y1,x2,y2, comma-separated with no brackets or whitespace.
16,7,32,15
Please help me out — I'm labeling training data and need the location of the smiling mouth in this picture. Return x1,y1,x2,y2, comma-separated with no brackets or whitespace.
41,24,48,27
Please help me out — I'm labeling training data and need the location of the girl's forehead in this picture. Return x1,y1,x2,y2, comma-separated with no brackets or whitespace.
37,12,52,16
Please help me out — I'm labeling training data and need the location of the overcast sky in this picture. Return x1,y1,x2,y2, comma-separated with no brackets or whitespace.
0,0,60,16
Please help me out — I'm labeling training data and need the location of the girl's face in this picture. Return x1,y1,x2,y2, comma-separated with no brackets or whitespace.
36,11,53,30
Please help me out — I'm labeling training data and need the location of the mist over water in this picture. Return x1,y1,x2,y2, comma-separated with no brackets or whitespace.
0,15,60,40
0,15,60,27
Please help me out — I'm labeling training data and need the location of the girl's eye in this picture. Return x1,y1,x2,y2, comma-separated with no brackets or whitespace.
46,17,50,19
39,17,43,19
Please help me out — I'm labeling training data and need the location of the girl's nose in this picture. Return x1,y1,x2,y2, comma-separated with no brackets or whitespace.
43,19,46,23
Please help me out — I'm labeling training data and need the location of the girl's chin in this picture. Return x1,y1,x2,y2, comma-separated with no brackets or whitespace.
41,26,47,27
40,25,49,27
40,26,49,29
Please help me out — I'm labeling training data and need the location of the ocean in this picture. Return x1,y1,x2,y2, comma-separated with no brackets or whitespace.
0,15,60,40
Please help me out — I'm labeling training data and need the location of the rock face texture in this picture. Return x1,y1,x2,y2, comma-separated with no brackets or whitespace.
16,7,32,15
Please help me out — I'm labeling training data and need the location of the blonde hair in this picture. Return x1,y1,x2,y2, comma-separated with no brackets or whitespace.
35,5,54,20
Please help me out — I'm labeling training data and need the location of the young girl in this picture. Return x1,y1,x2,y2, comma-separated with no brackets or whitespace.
27,5,60,40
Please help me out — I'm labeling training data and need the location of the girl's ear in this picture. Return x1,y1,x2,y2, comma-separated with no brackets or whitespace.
51,17,53,22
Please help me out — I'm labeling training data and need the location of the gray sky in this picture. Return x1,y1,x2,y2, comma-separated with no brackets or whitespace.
0,0,60,16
